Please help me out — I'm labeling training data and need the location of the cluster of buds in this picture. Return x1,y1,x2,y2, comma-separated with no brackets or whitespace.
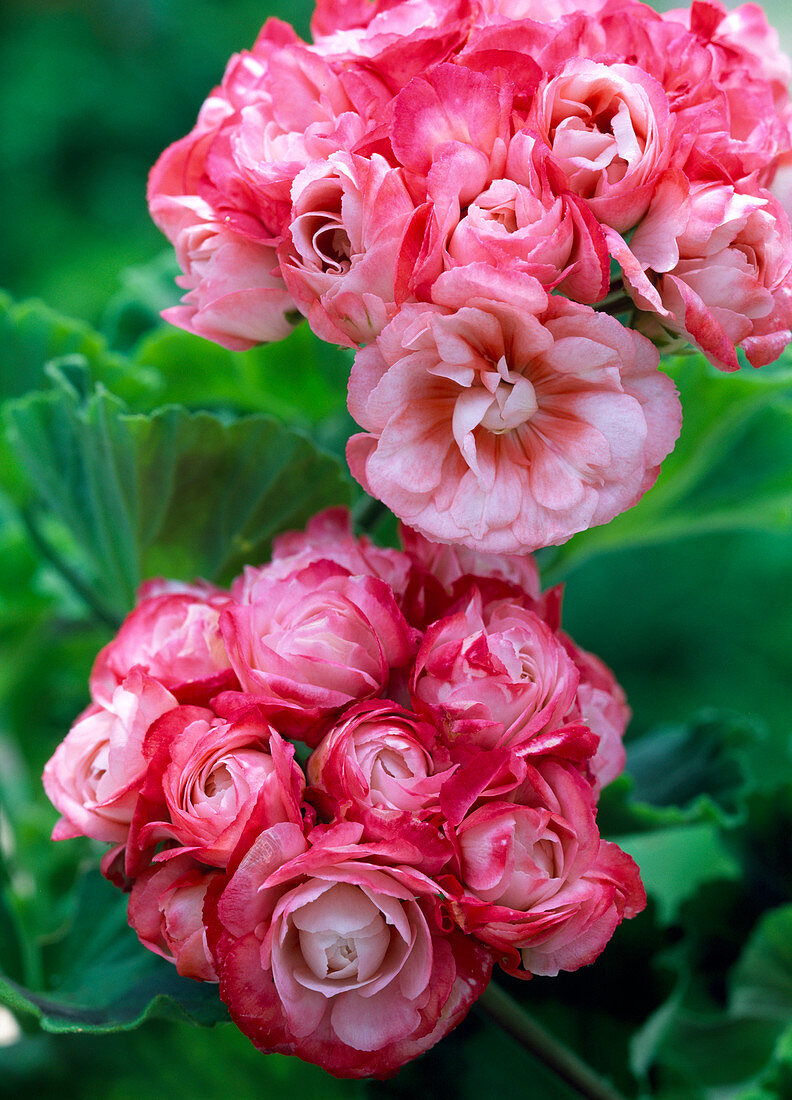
44,510,644,1078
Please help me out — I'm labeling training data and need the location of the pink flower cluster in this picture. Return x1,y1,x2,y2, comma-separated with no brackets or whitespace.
148,0,792,553
43,509,644,1079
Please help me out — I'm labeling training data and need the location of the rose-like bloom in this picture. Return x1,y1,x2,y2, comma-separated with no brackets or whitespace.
89,586,235,709
443,129,609,305
664,0,792,151
561,636,630,788
411,587,580,750
148,20,376,349
400,520,540,600
234,508,413,613
310,0,475,91
127,707,306,873
278,152,416,347
527,59,673,233
446,759,645,975
206,821,493,1078
128,855,220,982
156,215,300,351
220,561,419,742
43,669,177,844
448,176,608,304
610,177,792,371
347,264,682,553
308,700,453,870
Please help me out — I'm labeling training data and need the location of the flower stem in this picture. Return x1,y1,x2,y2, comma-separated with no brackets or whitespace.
478,981,630,1100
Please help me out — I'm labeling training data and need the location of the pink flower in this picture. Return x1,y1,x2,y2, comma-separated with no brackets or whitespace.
90,587,236,708
278,152,416,346
411,587,580,750
220,561,419,741
610,177,792,371
308,700,453,870
560,637,630,788
236,507,412,600
392,62,511,196
311,0,475,91
526,59,673,233
347,264,682,553
43,670,177,844
446,759,645,975
148,21,375,349
665,1,792,145
127,707,307,872
207,821,493,1078
447,130,609,302
400,522,540,600
128,855,220,982
158,220,299,351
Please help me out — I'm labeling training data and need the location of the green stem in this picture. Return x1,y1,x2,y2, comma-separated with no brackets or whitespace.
20,506,120,629
478,982,630,1100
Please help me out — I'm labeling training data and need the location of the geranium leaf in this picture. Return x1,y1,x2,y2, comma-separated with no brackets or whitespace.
2,367,352,618
617,823,740,925
630,905,792,1095
598,712,758,840
0,870,227,1033
731,906,792,1023
132,322,354,442
0,291,158,407
546,354,792,581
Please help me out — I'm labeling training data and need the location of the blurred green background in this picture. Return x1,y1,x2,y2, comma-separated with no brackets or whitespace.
1,1,792,1098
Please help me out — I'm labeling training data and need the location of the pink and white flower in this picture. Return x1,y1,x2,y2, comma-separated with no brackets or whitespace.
610,177,792,371
278,152,416,346
220,560,419,741
527,59,673,233
43,669,177,844
128,855,220,982
90,586,235,708
446,759,645,975
348,264,682,553
308,699,453,869
207,821,493,1078
411,587,580,750
127,707,306,872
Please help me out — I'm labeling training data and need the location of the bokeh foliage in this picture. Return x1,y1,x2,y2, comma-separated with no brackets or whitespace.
1,1,792,1097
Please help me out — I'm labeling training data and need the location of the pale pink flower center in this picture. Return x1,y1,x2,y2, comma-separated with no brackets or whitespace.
543,70,648,194
292,883,391,986
453,355,539,454
291,187,353,275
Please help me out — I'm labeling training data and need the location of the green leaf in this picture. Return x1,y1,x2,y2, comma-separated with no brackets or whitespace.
730,906,792,1023
598,712,758,842
618,823,740,925
0,870,227,1034
2,366,352,619
630,904,792,1095
546,354,792,581
737,1025,792,1100
132,322,354,434
99,251,182,352
0,291,158,407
